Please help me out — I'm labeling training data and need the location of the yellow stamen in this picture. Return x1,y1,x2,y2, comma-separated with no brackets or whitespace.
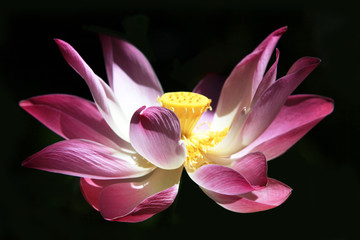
158,92,211,136
182,128,229,172
158,91,228,172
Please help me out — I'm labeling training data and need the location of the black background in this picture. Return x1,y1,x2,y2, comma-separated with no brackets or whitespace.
1,1,359,239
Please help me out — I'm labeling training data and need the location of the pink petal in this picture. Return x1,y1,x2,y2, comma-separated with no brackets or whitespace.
204,152,267,188
192,74,226,130
211,27,286,131
80,178,117,211
231,152,267,189
23,139,154,179
234,94,334,160
130,106,186,170
213,57,321,156
189,164,255,195
55,39,129,141
19,94,131,151
100,35,163,120
112,185,178,223
241,57,321,146
98,167,182,222
203,178,292,213
251,49,280,105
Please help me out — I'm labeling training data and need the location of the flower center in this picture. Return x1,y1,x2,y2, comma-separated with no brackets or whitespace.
158,91,228,172
158,92,212,136
182,129,228,172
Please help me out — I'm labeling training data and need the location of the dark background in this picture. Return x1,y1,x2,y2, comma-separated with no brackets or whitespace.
1,1,358,239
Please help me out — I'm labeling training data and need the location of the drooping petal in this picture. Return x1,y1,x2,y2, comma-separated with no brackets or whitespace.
233,94,334,160
19,94,131,151
54,39,129,141
130,106,186,170
192,74,226,130
211,27,287,131
189,164,255,195
202,178,292,213
23,139,154,179
98,167,182,223
100,35,163,120
211,57,320,156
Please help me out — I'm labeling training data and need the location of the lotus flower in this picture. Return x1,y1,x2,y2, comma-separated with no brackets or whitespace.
21,27,333,222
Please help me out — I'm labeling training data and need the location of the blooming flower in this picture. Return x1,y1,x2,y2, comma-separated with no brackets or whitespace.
21,27,333,222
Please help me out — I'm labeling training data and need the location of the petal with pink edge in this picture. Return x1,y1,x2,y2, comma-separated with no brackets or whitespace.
251,49,280,105
130,106,186,170
23,139,154,179
100,35,163,121
55,39,129,141
80,178,118,211
19,94,131,151
211,27,287,131
231,152,267,189
192,74,226,130
188,164,255,195
240,57,321,146
233,94,334,160
202,178,292,213
98,167,182,222
204,152,267,189
212,57,320,156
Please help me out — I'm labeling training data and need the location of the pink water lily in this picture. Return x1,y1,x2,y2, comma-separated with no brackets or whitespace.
21,27,333,222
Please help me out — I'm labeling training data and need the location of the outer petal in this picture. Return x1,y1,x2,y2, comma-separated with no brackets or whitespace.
100,35,163,120
211,57,320,156
98,167,182,222
231,152,267,189
189,164,255,195
202,178,292,213
192,74,226,130
80,178,117,211
130,106,186,170
233,94,334,160
204,152,267,188
23,139,154,179
211,27,287,131
55,39,129,141
19,94,131,151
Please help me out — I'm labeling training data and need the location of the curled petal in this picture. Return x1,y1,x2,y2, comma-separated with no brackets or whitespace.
23,139,154,179
203,178,292,213
19,94,131,151
189,164,255,195
204,152,267,189
211,27,287,131
233,94,334,160
231,152,267,189
98,167,182,222
55,39,129,141
80,178,117,211
130,106,186,170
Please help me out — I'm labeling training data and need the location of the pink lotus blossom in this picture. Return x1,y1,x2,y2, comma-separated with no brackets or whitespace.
21,27,333,222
